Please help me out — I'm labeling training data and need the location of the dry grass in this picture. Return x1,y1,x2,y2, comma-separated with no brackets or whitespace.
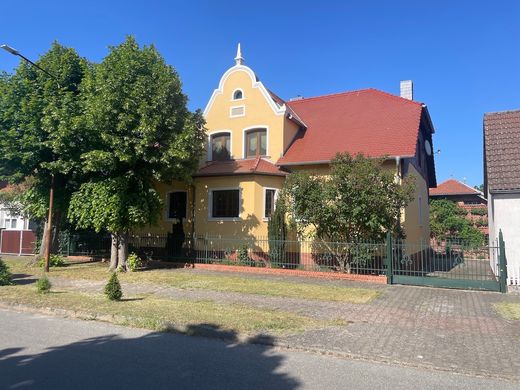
495,302,520,321
4,257,381,303
0,283,333,336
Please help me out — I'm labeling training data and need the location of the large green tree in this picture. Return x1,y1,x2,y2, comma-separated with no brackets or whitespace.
281,153,415,272
429,199,484,246
68,37,205,270
0,43,90,254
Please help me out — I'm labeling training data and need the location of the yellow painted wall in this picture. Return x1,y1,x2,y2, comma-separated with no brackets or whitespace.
204,68,286,163
402,164,430,244
192,175,285,238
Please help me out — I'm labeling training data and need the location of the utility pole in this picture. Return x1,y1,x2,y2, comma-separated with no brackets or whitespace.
1,44,60,273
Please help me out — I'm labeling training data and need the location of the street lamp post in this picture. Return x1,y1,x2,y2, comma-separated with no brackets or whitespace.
1,44,58,273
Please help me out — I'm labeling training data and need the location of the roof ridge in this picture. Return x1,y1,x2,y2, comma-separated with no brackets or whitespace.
484,108,520,116
286,87,423,106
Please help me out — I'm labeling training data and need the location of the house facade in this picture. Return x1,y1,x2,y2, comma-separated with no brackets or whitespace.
484,110,520,286
146,46,437,252
430,179,488,236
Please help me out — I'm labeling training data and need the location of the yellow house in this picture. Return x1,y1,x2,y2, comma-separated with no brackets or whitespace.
147,45,437,254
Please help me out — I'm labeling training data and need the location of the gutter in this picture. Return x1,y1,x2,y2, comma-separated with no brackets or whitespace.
489,189,520,195
277,155,413,167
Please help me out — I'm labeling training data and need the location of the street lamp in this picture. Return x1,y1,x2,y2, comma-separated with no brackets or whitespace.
1,44,58,273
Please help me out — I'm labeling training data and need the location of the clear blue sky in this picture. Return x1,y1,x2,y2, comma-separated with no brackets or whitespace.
2,1,519,187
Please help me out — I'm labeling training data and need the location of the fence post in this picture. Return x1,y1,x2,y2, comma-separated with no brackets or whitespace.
386,231,393,284
498,230,508,293
66,231,71,257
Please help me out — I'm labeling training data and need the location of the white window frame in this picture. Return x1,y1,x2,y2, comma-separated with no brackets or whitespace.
229,105,246,118
165,190,188,222
242,125,269,159
263,187,279,221
208,187,241,221
231,88,245,101
207,130,232,161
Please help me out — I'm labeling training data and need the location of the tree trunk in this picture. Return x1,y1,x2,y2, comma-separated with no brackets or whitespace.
109,233,119,271
39,220,49,257
118,232,129,272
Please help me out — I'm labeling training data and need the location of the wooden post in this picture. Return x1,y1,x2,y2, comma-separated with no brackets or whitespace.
42,175,55,273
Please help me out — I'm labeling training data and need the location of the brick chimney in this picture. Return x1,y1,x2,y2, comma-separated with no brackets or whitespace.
400,80,413,100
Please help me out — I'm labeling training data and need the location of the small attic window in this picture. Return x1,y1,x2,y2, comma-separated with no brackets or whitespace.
232,89,243,100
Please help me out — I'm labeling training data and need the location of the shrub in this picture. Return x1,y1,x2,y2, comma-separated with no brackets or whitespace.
38,254,66,268
104,272,123,301
0,257,13,286
237,246,253,266
36,276,52,293
475,218,487,227
470,208,487,216
127,252,143,272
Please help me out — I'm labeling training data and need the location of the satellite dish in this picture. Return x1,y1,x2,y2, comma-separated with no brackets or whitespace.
425,140,432,156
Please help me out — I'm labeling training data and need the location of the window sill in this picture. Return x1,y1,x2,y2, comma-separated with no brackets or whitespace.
208,217,241,222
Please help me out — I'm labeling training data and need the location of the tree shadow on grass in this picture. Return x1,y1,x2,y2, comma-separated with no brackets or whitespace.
11,274,37,285
0,323,299,389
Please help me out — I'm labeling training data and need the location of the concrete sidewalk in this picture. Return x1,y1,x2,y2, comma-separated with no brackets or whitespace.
9,269,520,381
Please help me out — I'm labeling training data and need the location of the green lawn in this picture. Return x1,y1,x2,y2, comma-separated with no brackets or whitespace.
495,302,520,320
0,284,337,337
4,257,381,303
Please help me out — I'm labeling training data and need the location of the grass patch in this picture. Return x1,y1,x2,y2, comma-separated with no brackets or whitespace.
495,302,520,320
4,257,381,303
0,284,330,336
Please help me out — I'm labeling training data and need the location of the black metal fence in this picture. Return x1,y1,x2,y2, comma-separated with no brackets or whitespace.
56,231,508,292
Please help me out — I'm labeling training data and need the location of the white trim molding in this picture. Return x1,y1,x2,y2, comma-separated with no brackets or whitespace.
263,187,279,221
208,186,242,221
203,65,286,118
229,105,246,118
207,130,232,161
242,125,269,159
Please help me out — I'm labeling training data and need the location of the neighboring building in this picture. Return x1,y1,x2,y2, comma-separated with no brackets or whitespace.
429,179,488,235
484,109,520,286
146,45,437,256
0,182,37,255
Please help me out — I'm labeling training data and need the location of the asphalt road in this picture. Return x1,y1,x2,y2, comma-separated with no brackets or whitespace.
0,308,516,390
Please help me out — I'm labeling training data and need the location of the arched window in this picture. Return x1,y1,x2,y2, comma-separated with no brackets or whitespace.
232,89,243,100
210,132,231,161
245,128,267,158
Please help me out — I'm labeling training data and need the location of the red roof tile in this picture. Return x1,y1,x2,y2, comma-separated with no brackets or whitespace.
484,110,520,192
430,179,481,196
277,89,423,165
195,157,287,177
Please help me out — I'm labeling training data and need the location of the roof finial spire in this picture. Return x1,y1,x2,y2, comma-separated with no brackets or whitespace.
234,43,244,65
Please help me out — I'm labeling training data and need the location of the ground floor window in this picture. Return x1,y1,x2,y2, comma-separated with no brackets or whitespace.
211,189,239,218
264,188,278,219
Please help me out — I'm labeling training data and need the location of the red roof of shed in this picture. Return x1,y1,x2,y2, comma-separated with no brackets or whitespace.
277,89,423,165
430,179,481,196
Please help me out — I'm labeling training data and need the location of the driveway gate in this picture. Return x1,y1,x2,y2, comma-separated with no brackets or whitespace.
386,231,507,292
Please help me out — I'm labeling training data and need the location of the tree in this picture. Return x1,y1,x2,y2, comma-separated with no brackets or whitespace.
68,37,205,271
474,184,484,193
429,199,484,246
0,43,90,256
281,153,414,272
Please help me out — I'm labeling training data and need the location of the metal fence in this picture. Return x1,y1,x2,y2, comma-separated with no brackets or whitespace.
55,231,508,292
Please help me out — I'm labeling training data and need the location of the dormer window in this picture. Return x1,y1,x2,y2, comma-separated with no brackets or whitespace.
245,128,267,158
210,132,231,161
232,89,243,100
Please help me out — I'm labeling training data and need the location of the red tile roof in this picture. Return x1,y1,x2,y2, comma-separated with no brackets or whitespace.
430,179,481,196
484,110,520,192
277,89,423,165
195,157,287,177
